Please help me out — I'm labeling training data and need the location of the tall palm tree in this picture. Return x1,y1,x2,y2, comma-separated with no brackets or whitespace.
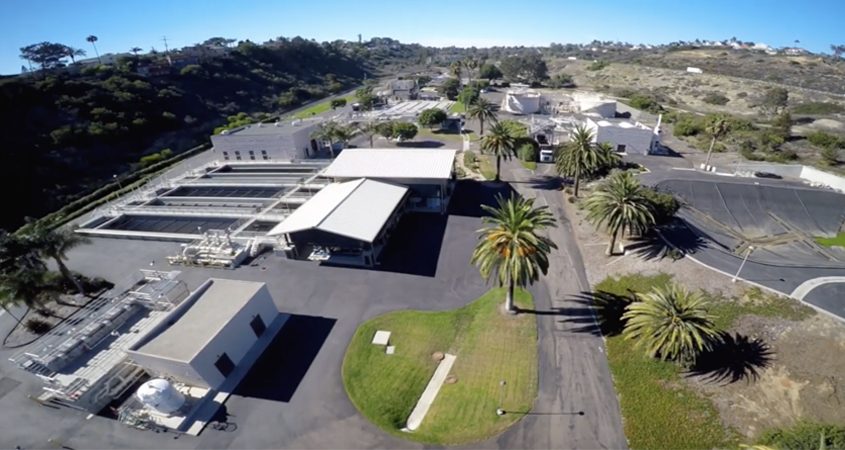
28,225,90,295
622,283,721,364
703,115,729,167
555,124,602,197
583,171,654,255
130,46,142,57
450,61,463,85
86,35,101,64
311,121,339,158
332,124,357,149
467,98,498,135
463,57,478,84
471,194,557,313
480,122,517,182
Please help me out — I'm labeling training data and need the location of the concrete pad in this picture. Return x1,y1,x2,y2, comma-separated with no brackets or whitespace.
385,346,395,355
372,330,391,346
404,353,456,432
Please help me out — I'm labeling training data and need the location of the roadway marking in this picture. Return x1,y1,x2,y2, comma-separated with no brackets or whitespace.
790,277,845,300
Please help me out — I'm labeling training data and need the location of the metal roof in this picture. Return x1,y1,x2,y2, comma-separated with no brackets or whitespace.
268,178,408,242
131,279,267,362
323,148,456,180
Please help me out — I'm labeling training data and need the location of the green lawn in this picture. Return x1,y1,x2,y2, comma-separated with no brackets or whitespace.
450,102,466,113
520,160,537,170
289,95,354,119
479,155,497,180
594,274,816,449
815,231,845,248
342,288,537,445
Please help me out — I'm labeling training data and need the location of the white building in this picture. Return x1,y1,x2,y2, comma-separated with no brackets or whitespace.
210,121,322,161
584,117,660,155
127,278,285,389
686,67,704,74
501,89,542,114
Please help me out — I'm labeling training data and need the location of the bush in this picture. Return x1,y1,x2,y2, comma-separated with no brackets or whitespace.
463,150,478,167
821,146,840,165
518,143,537,162
702,92,730,105
627,94,663,114
499,119,528,138
391,122,418,141
758,422,845,450
418,108,448,128
330,98,347,109
548,73,575,88
791,102,845,115
673,115,705,136
806,131,845,149
642,187,680,225
587,60,609,71
25,318,51,335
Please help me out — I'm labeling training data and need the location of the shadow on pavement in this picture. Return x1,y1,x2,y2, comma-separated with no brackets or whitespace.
397,140,445,148
377,213,447,277
448,179,515,217
233,315,336,402
509,175,564,191
517,290,632,337
687,333,774,384
626,224,707,261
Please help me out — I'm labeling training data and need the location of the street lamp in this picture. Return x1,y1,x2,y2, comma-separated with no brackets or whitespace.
732,245,755,283
113,174,123,190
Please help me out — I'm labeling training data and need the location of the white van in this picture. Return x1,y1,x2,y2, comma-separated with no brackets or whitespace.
539,149,555,163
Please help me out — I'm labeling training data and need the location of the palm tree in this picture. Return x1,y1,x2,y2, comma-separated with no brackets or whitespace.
555,124,602,197
703,115,729,167
622,283,721,364
583,171,654,255
471,194,557,313
450,61,463,85
480,122,517,182
596,142,622,170
467,98,498,136
28,225,90,295
66,47,86,64
311,121,339,158
86,35,101,64
463,57,478,84
356,121,379,147
332,124,357,149
130,46,142,57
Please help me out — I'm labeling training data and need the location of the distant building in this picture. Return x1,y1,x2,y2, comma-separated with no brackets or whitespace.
783,47,808,56
382,79,419,101
686,67,704,74
210,121,322,162
584,117,660,155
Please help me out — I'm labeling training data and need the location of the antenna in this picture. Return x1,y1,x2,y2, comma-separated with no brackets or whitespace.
162,36,172,66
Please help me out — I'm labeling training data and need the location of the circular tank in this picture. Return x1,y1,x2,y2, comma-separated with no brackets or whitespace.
135,378,185,414
502,90,541,114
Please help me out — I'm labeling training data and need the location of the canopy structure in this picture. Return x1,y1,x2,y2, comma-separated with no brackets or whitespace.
268,178,408,243
323,148,457,181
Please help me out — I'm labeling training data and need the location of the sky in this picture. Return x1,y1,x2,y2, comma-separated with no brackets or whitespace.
2,0,844,74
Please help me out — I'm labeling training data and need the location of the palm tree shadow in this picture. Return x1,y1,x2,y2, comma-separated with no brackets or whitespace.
531,291,633,336
686,333,774,384
625,222,707,261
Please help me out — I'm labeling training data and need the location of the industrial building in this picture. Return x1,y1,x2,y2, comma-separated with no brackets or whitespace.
210,120,322,161
584,117,661,155
269,178,409,266
127,278,285,389
323,148,456,214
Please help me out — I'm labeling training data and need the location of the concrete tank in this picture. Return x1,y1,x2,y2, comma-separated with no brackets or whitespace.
501,89,541,114
135,378,185,414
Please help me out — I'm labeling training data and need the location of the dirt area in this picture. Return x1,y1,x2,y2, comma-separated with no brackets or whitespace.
564,195,845,438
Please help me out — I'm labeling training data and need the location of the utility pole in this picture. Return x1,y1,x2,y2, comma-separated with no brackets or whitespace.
162,36,172,65
732,246,755,283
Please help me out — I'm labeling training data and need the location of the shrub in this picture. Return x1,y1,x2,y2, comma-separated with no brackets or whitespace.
791,102,845,115
567,196,577,203
499,119,528,138
463,150,478,167
25,318,51,335
627,93,663,114
807,131,845,149
642,187,680,225
821,146,840,165
548,73,575,88
391,122,418,141
673,115,705,136
518,143,537,162
587,60,609,71
702,92,730,105
758,422,845,450
418,108,448,128
330,98,347,109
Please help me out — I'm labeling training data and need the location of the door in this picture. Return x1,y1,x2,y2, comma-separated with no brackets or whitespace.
215,353,235,378
250,315,266,338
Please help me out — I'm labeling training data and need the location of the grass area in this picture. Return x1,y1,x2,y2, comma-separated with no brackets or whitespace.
450,101,466,113
289,95,354,119
814,231,845,248
342,288,537,445
479,155,497,180
594,273,817,449
520,160,537,170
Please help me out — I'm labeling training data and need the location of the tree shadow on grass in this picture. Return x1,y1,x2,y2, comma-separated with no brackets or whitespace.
686,333,774,384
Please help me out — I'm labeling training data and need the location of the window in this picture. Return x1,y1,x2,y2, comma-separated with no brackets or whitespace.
261,150,267,155
222,151,229,160
616,144,627,153
214,353,235,377
250,315,266,337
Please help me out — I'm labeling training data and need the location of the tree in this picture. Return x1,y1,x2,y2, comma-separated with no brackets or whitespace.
417,108,447,129
548,73,575,88
27,225,89,295
499,54,548,84
86,35,101,64
831,44,845,58
457,86,479,107
478,63,503,80
471,194,557,313
449,61,463,84
622,283,721,364
760,87,789,116
19,42,74,70
311,121,339,158
332,124,357,148
583,171,655,255
65,47,86,64
704,114,729,167
480,123,517,182
463,57,478,84
555,124,602,197
467,98,498,135
130,47,142,56
391,122,418,141
356,121,380,147
355,87,376,111
439,78,460,100
330,98,347,110
376,121,395,140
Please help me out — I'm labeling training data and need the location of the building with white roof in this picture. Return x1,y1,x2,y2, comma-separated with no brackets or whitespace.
584,117,660,155
269,178,409,266
324,148,457,213
210,120,322,162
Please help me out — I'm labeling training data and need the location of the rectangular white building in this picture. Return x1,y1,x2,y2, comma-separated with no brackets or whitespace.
127,279,284,389
210,121,321,162
584,117,660,155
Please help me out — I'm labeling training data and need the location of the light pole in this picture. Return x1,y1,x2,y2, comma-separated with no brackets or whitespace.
113,174,123,190
496,380,506,416
732,245,754,283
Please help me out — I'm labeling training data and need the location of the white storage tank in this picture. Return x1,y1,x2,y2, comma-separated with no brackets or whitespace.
501,89,541,114
135,378,185,414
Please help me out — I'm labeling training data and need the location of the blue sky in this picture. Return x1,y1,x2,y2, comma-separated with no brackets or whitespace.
2,0,844,74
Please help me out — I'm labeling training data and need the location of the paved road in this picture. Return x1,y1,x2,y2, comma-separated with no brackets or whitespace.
490,161,628,450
